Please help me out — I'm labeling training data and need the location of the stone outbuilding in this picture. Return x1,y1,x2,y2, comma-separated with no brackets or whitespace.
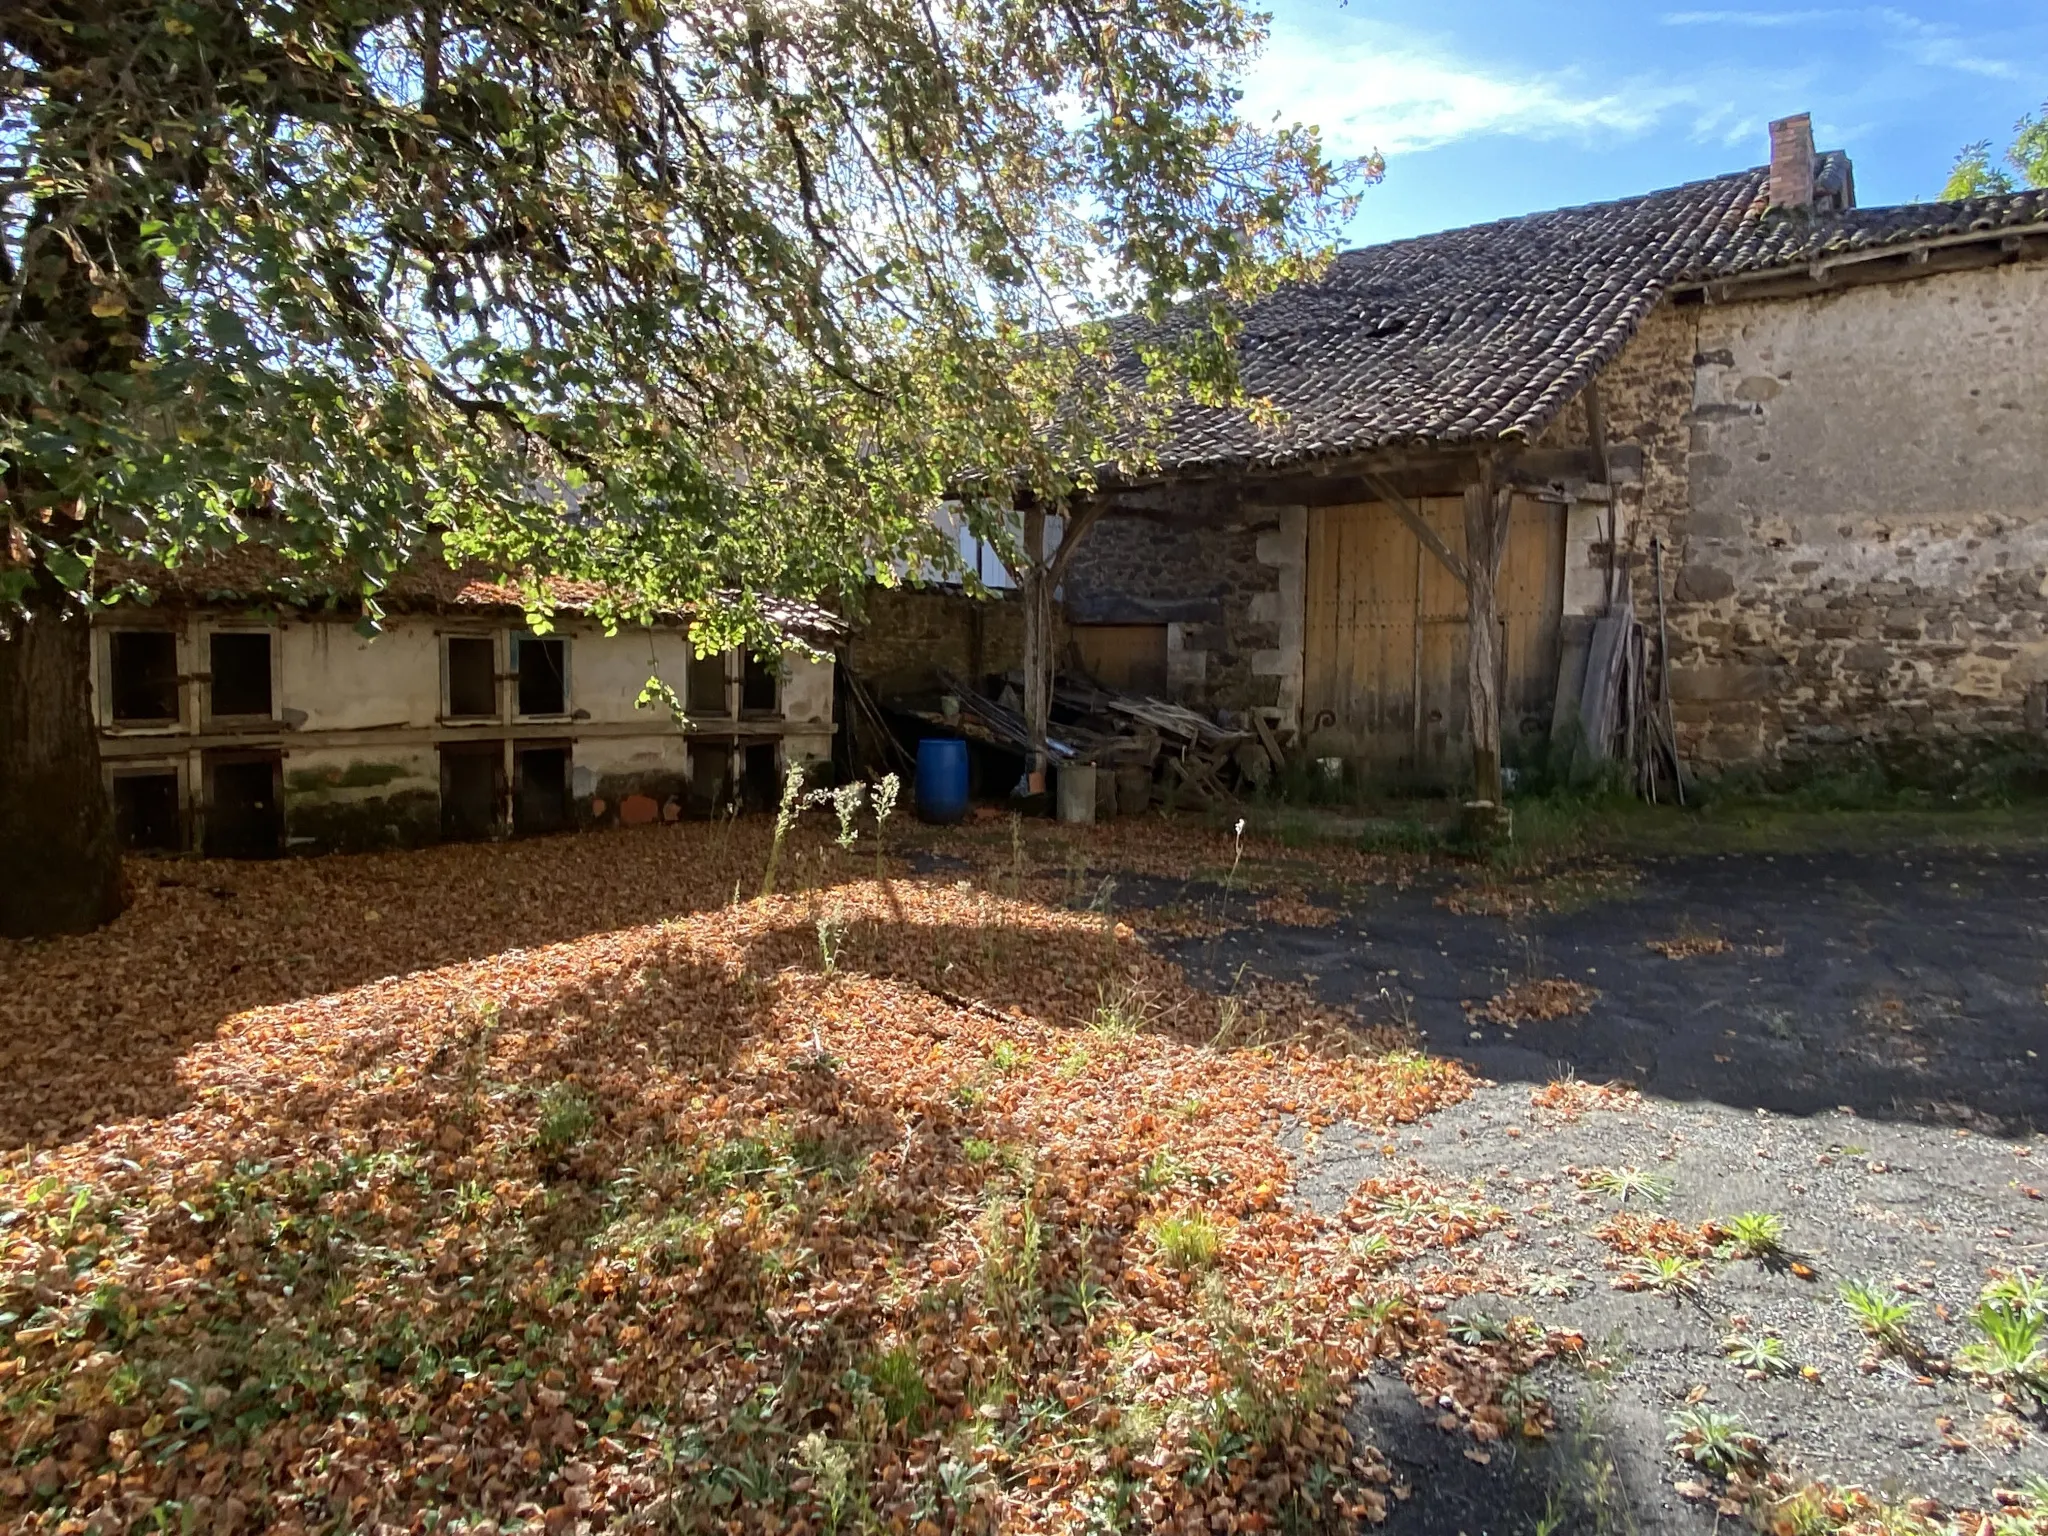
92,550,839,855
1057,115,2048,788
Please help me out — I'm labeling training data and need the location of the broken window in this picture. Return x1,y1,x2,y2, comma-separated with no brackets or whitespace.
514,746,570,835
689,647,731,718
440,743,503,841
112,771,181,851
741,652,780,715
109,630,179,723
208,631,274,718
516,635,567,716
204,753,283,857
446,636,497,718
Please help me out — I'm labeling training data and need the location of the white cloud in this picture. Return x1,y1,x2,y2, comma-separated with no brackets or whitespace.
1662,7,2020,79
1660,9,1853,26
1244,21,1695,157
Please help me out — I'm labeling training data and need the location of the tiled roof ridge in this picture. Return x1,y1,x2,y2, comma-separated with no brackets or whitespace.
95,545,846,638
1114,151,2045,476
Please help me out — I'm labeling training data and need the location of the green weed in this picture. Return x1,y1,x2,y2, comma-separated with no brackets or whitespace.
1147,1210,1223,1272
1138,1150,1185,1193
1667,1405,1766,1479
1839,1279,1919,1353
1720,1210,1787,1260
1959,1299,2048,1403
1090,980,1149,1039
978,1194,1044,1326
1721,1331,1794,1377
534,1082,596,1160
1624,1254,1703,1298
1585,1165,1673,1206
867,1344,932,1430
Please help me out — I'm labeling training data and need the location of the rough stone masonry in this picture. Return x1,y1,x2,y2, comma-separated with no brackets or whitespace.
1604,258,2048,779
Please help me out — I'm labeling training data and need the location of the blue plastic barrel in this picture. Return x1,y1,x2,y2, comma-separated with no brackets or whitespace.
916,738,970,824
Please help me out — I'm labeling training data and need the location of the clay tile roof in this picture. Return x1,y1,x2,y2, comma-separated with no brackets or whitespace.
1125,153,2047,476
97,545,845,640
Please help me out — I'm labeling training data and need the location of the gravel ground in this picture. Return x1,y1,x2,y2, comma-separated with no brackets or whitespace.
1175,848,2048,1133
1294,1088,2048,1534
1159,846,2048,1533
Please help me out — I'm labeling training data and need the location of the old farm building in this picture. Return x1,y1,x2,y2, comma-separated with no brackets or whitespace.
92,552,838,856
1035,116,2048,787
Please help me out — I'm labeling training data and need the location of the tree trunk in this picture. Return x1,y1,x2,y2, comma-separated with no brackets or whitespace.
1462,478,1513,806
0,576,122,936
1018,503,1052,787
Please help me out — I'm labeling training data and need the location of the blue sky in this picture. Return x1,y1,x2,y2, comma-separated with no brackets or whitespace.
1239,1,2048,245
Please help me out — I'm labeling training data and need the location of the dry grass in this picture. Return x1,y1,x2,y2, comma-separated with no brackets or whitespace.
0,821,1480,1535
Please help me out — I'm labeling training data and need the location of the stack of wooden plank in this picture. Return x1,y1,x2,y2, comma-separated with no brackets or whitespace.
866,668,1285,806
1052,679,1273,805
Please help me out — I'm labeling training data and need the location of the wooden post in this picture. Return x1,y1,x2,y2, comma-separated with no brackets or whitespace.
1019,501,1051,790
1006,494,1107,795
1462,468,1514,811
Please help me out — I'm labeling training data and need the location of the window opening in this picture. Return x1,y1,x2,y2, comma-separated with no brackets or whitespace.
209,632,273,717
109,631,179,722
446,636,497,718
690,647,732,718
516,636,567,716
741,652,780,715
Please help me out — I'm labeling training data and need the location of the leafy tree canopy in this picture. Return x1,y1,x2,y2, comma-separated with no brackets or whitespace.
1941,102,2048,200
1,0,1367,651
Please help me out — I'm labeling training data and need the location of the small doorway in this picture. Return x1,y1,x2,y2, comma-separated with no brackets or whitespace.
514,745,571,835
204,752,283,858
742,743,781,811
112,770,182,851
440,743,504,841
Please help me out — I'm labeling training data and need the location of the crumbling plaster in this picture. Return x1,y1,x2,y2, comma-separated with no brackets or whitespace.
1602,258,2048,774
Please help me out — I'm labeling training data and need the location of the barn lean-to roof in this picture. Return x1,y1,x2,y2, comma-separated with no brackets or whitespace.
1115,154,2048,478
95,542,846,640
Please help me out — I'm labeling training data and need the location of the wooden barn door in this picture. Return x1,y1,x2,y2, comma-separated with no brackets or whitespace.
1303,496,1565,782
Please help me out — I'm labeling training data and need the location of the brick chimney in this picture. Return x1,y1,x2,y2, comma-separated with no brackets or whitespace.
1768,112,1816,211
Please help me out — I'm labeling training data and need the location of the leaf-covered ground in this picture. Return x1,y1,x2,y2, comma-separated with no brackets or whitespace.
2,822,1487,1535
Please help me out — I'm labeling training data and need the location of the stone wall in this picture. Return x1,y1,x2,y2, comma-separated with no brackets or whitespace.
1060,481,1301,727
842,584,1034,698
1600,258,2048,778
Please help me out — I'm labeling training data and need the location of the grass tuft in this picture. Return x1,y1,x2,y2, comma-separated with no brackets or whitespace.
1838,1279,1919,1354
535,1081,596,1160
1147,1209,1223,1271
1667,1405,1767,1479
1720,1210,1787,1260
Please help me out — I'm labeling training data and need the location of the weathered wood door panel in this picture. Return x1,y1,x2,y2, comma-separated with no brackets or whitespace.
1304,497,1564,781
1073,624,1170,697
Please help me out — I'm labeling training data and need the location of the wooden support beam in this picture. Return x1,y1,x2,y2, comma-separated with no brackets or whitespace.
1583,379,1612,486
1462,467,1514,809
1360,469,1468,587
